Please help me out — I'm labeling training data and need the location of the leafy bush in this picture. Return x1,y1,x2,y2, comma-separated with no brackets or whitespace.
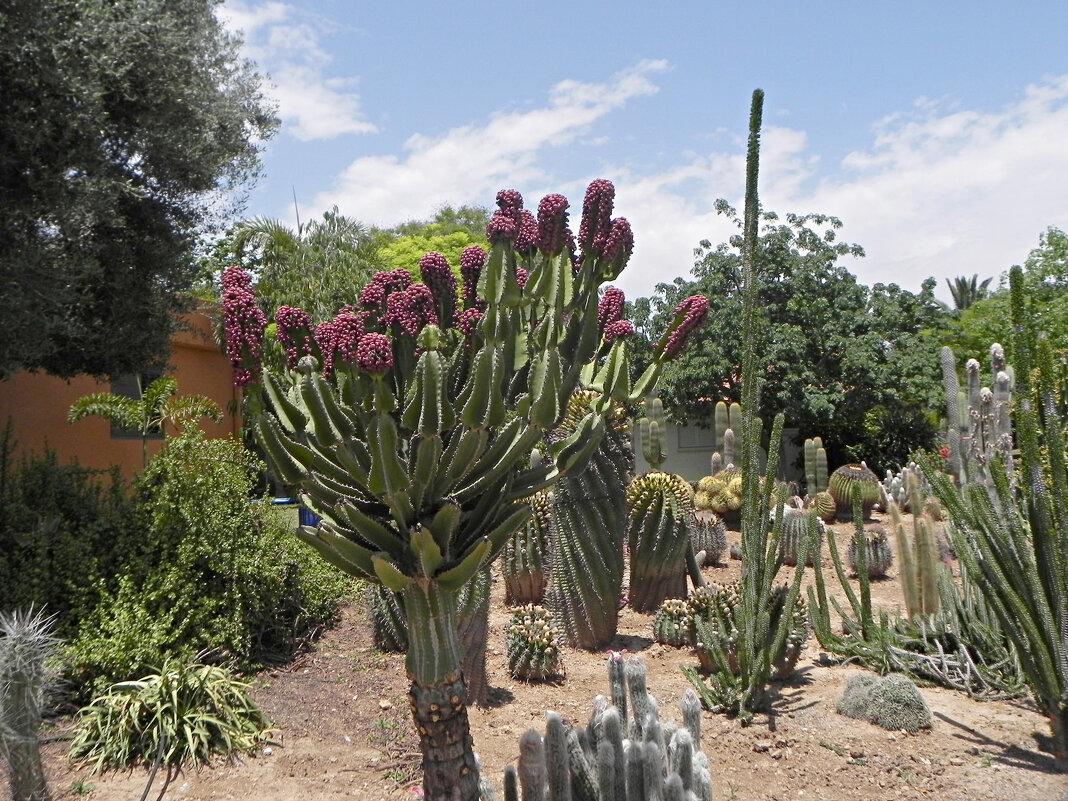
69,658,270,772
0,423,133,636
67,429,352,694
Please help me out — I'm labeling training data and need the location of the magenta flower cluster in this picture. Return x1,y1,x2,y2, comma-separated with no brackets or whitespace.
459,246,487,309
603,319,634,344
381,284,438,336
316,310,367,375
536,193,571,256
578,179,615,256
222,266,266,387
275,305,316,370
514,210,539,255
597,287,625,332
455,307,483,338
418,251,457,315
355,333,394,376
602,217,634,268
662,295,710,359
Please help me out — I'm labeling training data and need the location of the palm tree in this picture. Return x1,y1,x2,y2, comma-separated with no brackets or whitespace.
946,274,993,311
231,207,383,323
68,376,222,467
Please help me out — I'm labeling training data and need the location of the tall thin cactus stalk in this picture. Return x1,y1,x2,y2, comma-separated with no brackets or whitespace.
924,265,1068,765
225,182,708,800
0,607,59,801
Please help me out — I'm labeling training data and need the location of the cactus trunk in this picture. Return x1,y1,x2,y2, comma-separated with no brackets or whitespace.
402,581,480,801
548,424,630,649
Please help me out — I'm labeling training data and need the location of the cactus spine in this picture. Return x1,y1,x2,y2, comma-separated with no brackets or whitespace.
0,607,58,801
502,491,553,605
690,512,727,566
505,654,714,800
652,599,692,647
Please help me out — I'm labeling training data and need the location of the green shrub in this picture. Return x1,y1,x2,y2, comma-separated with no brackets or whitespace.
69,658,270,772
67,430,352,694
0,423,133,636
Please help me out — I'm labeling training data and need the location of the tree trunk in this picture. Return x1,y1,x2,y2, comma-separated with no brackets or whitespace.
403,581,480,801
4,741,52,801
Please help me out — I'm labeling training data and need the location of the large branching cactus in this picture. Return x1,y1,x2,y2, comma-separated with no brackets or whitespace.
924,265,1068,763
0,607,59,801
223,182,707,801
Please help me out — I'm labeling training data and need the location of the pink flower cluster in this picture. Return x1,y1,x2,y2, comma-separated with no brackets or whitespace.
486,189,526,244
355,333,394,376
381,284,438,336
597,287,625,332
603,319,634,345
455,307,483,338
360,269,413,311
459,246,487,309
536,193,571,256
222,266,266,387
515,267,529,289
418,251,457,322
662,295,710,359
316,310,368,375
275,305,316,370
578,179,615,256
602,217,634,269
514,210,539,255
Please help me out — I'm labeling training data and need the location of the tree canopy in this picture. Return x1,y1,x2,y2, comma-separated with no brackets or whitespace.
373,205,490,281
0,0,277,379
636,201,948,472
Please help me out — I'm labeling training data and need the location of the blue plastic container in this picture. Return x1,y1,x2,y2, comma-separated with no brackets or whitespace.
298,507,322,527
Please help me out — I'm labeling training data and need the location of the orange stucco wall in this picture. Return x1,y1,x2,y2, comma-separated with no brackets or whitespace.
0,309,242,480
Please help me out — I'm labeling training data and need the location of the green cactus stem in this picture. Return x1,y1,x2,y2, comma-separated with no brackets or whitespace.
502,491,553,605
369,585,408,653
458,566,491,707
506,605,564,681
775,508,823,567
691,511,727,566
625,471,694,612
848,526,894,579
639,396,669,470
828,463,881,521
803,437,828,495
652,599,692,647
890,473,941,619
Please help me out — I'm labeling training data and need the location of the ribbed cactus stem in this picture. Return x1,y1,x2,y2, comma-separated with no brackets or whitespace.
544,713,571,801
714,401,728,455
722,428,736,469
814,439,828,493
458,566,491,706
804,438,817,495
640,396,669,470
680,687,702,745
608,652,627,721
626,471,693,611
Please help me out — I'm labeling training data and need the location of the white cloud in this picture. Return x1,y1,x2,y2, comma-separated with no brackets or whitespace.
220,1,375,141
309,60,669,224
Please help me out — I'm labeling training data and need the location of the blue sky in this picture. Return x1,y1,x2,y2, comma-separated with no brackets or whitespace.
220,1,1068,304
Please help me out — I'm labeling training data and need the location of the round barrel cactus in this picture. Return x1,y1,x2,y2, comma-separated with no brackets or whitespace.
775,508,823,567
806,490,836,522
506,605,564,681
691,510,727,566
828,463,882,521
848,525,894,578
625,471,695,611
652,598,692,647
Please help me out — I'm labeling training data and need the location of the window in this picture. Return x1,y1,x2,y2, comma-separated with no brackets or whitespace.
109,371,164,440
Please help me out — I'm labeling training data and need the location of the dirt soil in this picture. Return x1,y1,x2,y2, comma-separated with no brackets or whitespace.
15,514,1068,801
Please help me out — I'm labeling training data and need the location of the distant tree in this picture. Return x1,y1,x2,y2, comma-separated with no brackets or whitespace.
945,274,993,311
947,226,1068,361
226,208,384,322
0,0,277,380
68,376,222,467
642,201,948,472
374,205,491,280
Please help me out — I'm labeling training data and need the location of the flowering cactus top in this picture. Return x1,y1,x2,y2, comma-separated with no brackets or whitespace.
597,287,626,332
275,305,315,370
578,179,615,256
514,210,539,255
536,193,571,256
662,295,710,358
355,332,394,376
603,319,634,345
222,266,267,386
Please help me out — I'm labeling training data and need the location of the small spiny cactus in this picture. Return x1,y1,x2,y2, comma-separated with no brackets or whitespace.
625,470,694,611
652,599,692,647
502,490,553,605
807,490,836,522
506,605,564,682
775,507,823,567
828,463,882,521
848,526,894,578
691,511,727,566
368,585,408,652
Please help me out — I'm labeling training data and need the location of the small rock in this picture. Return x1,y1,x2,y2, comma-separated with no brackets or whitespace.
263,747,273,756
342,735,352,744
379,699,393,710
850,749,865,759
949,758,964,766
887,733,897,741
753,740,772,753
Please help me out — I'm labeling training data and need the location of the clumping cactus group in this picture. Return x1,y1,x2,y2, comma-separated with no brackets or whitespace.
836,673,932,733
501,653,713,801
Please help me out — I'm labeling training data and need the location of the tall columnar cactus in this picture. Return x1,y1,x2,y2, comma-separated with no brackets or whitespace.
0,607,59,801
547,390,633,649
502,490,553,605
712,399,741,470
890,472,941,619
625,471,695,611
457,566,491,707
504,654,714,801
224,181,708,801
638,395,668,470
803,436,828,495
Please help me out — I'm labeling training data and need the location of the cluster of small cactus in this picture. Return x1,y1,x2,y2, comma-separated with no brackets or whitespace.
803,436,828,495
774,507,824,567
847,526,894,578
689,583,808,680
828,462,883,521
505,605,564,682
836,673,932,732
638,395,669,470
709,400,742,475
652,599,692,647
693,468,743,524
502,490,553,605
890,473,941,619
625,469,695,611
501,653,713,801
690,511,727,566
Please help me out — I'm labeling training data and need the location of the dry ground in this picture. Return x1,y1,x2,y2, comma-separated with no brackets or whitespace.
12,514,1068,801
